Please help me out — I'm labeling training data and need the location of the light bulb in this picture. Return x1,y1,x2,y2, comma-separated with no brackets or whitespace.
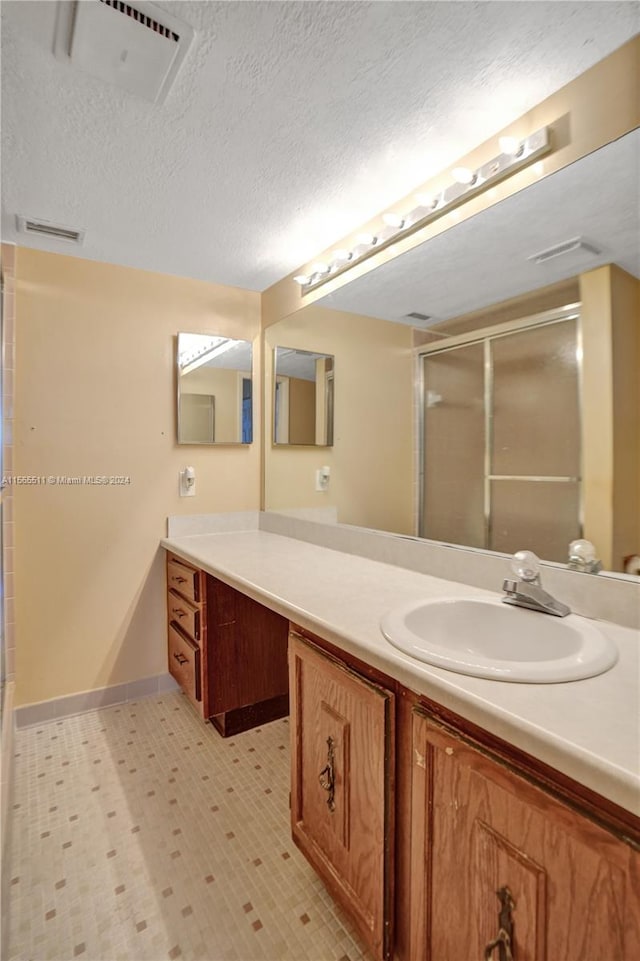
415,193,438,210
356,233,377,246
382,212,405,228
293,274,310,286
499,136,521,156
310,262,330,275
331,249,352,262
452,166,476,185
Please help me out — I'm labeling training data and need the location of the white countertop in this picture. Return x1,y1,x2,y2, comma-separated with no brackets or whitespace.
162,530,640,816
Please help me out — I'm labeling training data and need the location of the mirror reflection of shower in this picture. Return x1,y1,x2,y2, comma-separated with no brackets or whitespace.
420,307,581,562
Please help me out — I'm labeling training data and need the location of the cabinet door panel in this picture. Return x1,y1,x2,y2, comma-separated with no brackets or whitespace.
289,634,394,960
473,819,547,959
411,710,640,961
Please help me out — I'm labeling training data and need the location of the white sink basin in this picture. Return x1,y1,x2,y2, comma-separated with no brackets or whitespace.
380,596,618,683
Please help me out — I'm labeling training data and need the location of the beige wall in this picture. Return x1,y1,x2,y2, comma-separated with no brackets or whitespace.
14,249,260,706
264,305,414,534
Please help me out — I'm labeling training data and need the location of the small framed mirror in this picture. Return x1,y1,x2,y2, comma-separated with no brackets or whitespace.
177,332,253,445
273,347,334,446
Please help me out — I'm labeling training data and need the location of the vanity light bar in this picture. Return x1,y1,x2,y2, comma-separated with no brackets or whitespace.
295,126,551,293
179,338,236,375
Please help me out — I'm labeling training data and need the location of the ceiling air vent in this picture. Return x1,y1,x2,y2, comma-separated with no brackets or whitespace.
528,237,601,266
16,216,85,245
403,311,439,328
97,1,179,42
53,0,195,103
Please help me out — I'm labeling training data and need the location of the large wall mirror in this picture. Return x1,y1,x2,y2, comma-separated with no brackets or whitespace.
177,332,253,445
273,347,334,446
264,130,639,575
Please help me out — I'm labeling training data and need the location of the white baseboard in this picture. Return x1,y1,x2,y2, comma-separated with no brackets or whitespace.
14,673,179,729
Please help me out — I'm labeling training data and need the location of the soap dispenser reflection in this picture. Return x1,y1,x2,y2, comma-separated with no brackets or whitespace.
180,466,196,497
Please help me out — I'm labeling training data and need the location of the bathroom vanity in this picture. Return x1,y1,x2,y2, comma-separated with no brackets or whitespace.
162,527,640,960
289,625,639,960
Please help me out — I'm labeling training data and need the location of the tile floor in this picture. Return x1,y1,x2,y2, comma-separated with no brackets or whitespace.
7,692,374,961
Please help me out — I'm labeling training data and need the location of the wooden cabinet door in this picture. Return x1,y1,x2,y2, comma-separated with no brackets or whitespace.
289,633,395,960
410,709,640,961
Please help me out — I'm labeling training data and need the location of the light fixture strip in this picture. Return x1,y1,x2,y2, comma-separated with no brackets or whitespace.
180,339,235,375
297,125,551,294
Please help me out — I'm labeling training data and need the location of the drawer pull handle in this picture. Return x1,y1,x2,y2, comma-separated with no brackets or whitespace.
318,736,336,813
483,887,515,961
173,652,189,666
173,576,188,584
171,608,187,618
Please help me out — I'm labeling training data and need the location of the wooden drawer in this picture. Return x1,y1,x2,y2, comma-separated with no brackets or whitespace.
167,589,201,642
167,558,201,603
168,624,201,703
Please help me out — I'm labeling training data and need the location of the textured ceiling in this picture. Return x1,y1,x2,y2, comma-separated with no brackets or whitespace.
1,1,639,291
317,130,640,323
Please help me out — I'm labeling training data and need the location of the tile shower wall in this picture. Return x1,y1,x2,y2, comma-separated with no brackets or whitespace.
2,242,16,683
8,692,373,961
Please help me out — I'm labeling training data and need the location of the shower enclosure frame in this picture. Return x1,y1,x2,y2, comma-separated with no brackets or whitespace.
417,303,584,554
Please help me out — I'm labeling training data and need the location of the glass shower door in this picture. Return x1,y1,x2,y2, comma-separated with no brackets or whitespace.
422,342,486,549
420,315,581,561
489,319,581,558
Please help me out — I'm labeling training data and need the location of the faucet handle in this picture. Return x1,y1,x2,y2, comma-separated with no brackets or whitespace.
510,550,541,583
568,539,602,573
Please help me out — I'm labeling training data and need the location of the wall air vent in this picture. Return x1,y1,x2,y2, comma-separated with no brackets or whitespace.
53,0,195,103
528,237,601,265
405,311,432,322
16,216,85,245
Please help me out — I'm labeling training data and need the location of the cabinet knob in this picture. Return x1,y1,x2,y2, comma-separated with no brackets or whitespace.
173,652,188,666
173,575,187,584
171,608,187,619
483,887,515,961
318,735,336,813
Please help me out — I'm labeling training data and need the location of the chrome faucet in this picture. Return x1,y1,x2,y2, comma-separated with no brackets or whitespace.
502,550,571,618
